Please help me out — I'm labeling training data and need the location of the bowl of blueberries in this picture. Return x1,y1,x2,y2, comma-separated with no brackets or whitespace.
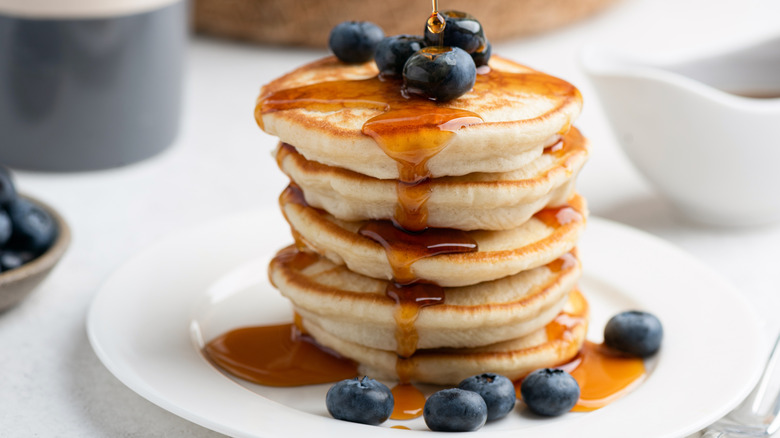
0,167,70,312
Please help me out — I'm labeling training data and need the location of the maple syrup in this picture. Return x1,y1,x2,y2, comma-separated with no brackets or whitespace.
728,89,780,99
535,202,585,229
390,383,427,419
511,290,646,411
389,357,427,419
278,181,307,208
386,282,445,358
543,137,565,155
362,104,482,232
569,341,646,411
547,251,578,273
513,340,646,412
258,67,578,231
513,341,647,412
358,220,477,383
427,0,446,46
270,245,319,273
358,219,478,409
265,73,485,231
358,221,477,284
203,323,358,386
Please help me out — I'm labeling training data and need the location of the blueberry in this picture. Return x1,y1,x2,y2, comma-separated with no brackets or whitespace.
0,166,17,206
604,311,663,358
326,376,393,425
0,250,35,271
374,35,426,77
0,210,11,247
472,40,492,67
458,373,516,421
424,11,487,55
328,21,385,64
520,368,580,416
7,198,57,255
424,388,487,432
403,46,476,102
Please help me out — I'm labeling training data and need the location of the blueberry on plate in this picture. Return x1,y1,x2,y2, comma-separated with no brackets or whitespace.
520,368,580,417
7,198,57,255
326,376,393,425
374,35,426,77
472,40,492,67
329,21,385,64
423,10,487,54
0,166,17,206
0,210,11,247
403,46,476,102
424,388,487,432
458,373,516,421
604,310,663,358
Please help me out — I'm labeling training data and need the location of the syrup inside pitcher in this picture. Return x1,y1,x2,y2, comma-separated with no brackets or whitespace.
581,30,780,227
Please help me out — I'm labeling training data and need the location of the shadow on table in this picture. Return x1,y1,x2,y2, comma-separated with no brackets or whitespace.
595,192,780,236
69,327,228,437
592,192,680,233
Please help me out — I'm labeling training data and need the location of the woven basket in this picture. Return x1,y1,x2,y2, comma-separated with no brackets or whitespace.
194,0,620,47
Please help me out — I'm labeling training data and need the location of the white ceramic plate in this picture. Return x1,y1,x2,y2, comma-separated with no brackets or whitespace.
87,210,766,438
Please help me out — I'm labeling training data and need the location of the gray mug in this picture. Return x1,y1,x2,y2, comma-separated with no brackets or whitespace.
0,0,186,171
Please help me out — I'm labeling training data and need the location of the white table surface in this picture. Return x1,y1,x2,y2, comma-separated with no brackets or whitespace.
3,0,780,436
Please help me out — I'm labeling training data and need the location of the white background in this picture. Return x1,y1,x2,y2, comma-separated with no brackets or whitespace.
2,0,780,436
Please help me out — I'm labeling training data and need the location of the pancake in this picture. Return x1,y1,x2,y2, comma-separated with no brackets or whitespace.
280,191,587,287
256,55,582,179
276,126,588,231
302,289,589,385
269,248,581,352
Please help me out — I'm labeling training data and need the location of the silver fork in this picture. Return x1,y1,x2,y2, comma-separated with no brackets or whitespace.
701,332,780,437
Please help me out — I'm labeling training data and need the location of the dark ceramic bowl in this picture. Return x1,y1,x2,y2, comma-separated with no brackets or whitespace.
0,196,70,311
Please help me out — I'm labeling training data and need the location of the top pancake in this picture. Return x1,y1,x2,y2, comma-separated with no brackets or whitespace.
256,55,582,179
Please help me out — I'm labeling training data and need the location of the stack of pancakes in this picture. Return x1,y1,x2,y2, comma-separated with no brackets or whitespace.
257,55,590,385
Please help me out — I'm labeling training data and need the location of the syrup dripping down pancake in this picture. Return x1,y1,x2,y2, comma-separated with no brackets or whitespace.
301,289,589,386
275,126,588,231
269,248,581,352
279,191,587,287
256,55,582,180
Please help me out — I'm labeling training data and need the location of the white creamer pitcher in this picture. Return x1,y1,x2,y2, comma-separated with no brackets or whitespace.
581,31,780,227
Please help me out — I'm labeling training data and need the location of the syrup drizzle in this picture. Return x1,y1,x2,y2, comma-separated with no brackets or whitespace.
203,322,358,387
535,203,585,229
358,221,477,284
258,70,579,232
512,290,646,411
569,342,646,411
358,221,477,359
362,105,482,232
385,282,445,358
358,220,477,416
390,357,427,420
427,0,446,46
391,382,427,420
513,340,647,412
